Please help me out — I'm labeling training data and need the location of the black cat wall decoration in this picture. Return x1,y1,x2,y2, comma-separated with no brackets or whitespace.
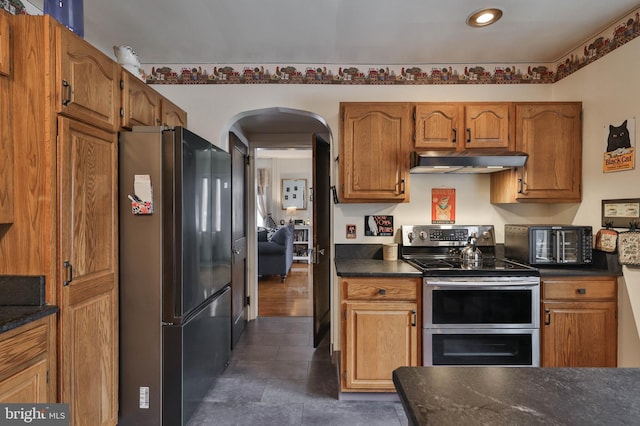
607,119,632,152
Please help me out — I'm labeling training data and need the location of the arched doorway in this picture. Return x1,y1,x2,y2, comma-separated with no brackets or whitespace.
228,107,333,347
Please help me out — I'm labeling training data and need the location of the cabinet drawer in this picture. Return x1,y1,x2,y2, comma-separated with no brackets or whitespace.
543,278,617,300
0,321,48,380
343,277,418,301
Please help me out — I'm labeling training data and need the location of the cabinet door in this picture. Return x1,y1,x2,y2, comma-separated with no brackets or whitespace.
464,103,511,149
0,11,10,76
57,27,120,132
414,103,461,149
161,97,187,128
0,360,48,403
542,301,617,367
58,117,118,426
0,75,11,223
340,103,411,202
342,301,418,391
515,103,582,201
121,69,161,129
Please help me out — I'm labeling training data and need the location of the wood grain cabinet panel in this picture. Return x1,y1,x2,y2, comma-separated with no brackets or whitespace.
541,276,617,367
57,26,120,131
161,97,187,128
340,277,421,392
6,15,119,425
0,11,10,76
121,69,161,128
491,102,582,203
414,103,511,151
0,315,56,403
0,74,11,223
339,102,411,203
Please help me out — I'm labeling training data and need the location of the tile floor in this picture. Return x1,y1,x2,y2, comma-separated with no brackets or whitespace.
188,316,408,426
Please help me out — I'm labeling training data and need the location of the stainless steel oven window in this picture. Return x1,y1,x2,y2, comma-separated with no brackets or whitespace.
424,329,540,367
423,277,540,329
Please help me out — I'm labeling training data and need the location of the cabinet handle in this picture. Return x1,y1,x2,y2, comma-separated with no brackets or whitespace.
517,178,524,194
63,261,73,286
452,128,457,143
378,288,386,296
411,310,417,327
466,128,471,143
577,288,586,295
396,179,406,195
61,80,72,106
544,308,551,325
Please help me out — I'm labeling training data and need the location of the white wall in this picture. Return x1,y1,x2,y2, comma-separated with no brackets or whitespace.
148,39,640,358
552,38,640,366
256,157,313,225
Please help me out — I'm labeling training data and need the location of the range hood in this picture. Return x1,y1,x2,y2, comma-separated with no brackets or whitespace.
410,150,528,174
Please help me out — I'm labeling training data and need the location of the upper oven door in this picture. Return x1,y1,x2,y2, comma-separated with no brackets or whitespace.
424,277,540,329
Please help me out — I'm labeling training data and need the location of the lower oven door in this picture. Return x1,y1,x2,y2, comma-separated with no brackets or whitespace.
424,328,540,367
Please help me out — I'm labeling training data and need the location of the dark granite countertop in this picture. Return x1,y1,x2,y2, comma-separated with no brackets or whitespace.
393,366,640,426
0,305,58,334
334,244,622,278
335,258,422,277
0,275,58,334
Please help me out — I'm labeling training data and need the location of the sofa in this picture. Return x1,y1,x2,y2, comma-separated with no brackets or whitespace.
258,224,294,282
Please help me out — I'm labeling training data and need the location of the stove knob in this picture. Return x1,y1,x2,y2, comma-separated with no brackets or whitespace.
481,231,491,240
407,232,414,242
419,231,427,240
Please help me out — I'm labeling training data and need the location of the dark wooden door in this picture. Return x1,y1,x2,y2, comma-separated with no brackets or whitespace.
231,133,248,347
312,134,331,347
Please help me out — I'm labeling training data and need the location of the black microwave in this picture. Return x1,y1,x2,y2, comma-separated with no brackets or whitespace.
504,225,593,265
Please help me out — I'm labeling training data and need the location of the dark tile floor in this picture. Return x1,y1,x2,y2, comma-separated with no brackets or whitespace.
188,316,408,426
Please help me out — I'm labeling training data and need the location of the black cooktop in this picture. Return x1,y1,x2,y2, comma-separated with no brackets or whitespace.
404,257,539,277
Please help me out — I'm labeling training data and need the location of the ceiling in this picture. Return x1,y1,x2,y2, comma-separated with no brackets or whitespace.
77,0,640,66
28,1,640,136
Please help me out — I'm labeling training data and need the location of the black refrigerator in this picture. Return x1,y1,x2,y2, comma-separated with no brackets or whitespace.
118,126,231,425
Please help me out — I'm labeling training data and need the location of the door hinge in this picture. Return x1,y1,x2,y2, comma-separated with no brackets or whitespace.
343,371,346,381
246,155,251,166
46,370,49,384
120,79,124,90
246,296,250,306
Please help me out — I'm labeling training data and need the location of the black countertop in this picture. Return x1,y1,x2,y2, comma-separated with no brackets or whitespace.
334,244,620,278
393,366,640,426
0,305,58,334
0,275,58,334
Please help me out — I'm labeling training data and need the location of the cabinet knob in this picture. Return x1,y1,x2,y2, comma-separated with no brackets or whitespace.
378,288,386,295
577,288,586,295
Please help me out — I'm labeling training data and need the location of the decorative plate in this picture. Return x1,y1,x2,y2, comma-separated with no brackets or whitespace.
595,228,618,252
617,231,640,266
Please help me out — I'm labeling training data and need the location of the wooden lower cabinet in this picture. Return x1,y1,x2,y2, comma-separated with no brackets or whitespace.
541,276,617,367
340,277,420,392
0,315,56,403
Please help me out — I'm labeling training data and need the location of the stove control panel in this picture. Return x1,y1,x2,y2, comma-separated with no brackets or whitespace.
402,225,496,247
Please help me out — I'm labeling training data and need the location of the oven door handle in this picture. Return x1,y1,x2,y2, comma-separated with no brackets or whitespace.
426,279,540,287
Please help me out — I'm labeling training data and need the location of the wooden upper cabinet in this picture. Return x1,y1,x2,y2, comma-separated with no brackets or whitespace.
491,102,582,203
340,102,411,203
0,11,10,76
161,97,187,128
414,103,461,149
121,69,161,129
464,103,511,149
57,27,120,132
414,103,510,151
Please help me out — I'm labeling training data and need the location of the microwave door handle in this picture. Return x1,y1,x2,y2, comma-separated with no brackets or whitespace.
559,230,566,263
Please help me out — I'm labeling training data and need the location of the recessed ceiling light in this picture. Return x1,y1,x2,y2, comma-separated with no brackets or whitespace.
466,8,503,27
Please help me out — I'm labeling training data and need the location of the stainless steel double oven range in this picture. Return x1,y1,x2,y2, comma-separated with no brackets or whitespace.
401,225,541,367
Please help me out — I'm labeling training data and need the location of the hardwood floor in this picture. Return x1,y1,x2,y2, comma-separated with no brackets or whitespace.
258,262,312,316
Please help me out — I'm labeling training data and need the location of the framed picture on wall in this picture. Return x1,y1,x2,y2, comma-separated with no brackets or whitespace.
282,178,307,210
